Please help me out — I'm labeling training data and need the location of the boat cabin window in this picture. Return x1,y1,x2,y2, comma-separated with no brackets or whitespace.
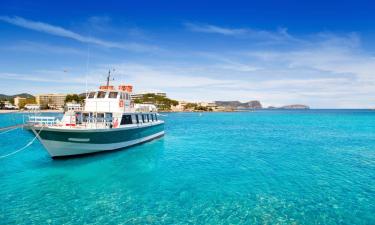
97,91,106,99
88,92,96,98
82,113,89,122
96,113,105,122
109,92,118,99
75,112,82,124
131,115,138,124
137,114,142,123
146,114,149,122
105,113,113,122
142,114,146,123
121,115,132,125
150,114,154,121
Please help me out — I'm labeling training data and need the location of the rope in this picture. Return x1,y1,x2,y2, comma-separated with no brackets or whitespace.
0,126,44,159
0,126,19,135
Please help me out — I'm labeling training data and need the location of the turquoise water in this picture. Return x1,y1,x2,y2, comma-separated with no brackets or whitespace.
0,110,374,224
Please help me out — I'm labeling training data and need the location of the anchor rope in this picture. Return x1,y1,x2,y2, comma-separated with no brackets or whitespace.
0,126,44,159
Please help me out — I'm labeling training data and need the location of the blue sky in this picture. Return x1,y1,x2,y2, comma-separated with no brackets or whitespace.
1,0,375,108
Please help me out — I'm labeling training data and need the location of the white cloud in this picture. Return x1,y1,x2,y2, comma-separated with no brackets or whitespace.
3,41,85,55
184,22,296,43
0,16,160,52
184,22,247,36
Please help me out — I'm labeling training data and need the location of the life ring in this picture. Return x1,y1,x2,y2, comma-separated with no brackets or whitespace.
119,100,124,107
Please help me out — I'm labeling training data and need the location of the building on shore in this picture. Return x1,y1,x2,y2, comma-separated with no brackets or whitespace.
14,96,27,108
24,104,40,110
171,101,189,112
35,94,67,109
198,102,217,108
131,92,167,101
0,101,17,109
171,101,219,112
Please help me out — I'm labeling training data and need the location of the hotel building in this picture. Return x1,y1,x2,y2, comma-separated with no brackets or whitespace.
35,94,67,109
14,96,27,108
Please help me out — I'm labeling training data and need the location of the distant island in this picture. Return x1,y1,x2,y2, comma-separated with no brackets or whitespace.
268,104,310,110
215,101,262,109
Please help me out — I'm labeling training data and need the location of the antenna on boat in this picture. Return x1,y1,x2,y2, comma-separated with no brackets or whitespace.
85,32,91,97
106,69,115,87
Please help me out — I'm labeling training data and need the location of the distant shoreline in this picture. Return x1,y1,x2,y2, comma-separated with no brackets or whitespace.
0,109,63,114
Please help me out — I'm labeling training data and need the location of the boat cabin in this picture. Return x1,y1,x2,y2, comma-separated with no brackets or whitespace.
55,84,160,129
84,85,133,113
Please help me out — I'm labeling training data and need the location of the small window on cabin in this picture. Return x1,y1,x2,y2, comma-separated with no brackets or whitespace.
96,113,105,122
146,114,150,122
138,114,142,123
109,92,118,99
150,114,154,121
88,92,96,98
142,114,146,123
83,113,89,122
97,91,106,98
121,115,132,125
131,115,137,124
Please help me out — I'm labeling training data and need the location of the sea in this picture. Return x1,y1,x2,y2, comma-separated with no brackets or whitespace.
0,110,374,224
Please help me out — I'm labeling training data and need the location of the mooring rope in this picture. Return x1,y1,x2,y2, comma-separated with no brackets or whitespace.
0,126,44,159
0,126,20,135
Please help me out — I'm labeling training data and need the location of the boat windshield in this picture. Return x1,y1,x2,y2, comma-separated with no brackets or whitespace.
97,91,106,98
88,92,95,98
109,92,118,98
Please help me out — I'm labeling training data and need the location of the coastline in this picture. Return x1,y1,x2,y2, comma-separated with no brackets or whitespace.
0,109,63,114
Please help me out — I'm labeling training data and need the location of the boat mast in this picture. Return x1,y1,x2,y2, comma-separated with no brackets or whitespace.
106,70,111,87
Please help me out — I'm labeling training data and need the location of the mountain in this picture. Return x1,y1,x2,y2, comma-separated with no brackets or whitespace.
0,93,34,101
215,100,262,109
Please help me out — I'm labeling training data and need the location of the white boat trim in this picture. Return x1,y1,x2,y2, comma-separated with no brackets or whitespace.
68,138,90,142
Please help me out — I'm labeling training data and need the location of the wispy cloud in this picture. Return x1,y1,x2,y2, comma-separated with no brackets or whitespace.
184,22,247,36
184,22,295,43
0,16,160,52
3,41,85,55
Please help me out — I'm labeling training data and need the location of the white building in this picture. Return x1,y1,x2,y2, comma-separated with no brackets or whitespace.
24,104,40,110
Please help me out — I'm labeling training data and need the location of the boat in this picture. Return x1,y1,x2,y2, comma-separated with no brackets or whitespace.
26,73,164,158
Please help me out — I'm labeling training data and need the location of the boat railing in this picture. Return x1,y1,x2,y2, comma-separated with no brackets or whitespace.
67,106,83,111
28,116,57,126
84,116,113,128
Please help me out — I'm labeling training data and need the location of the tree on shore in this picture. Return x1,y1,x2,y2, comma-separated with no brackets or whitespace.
133,94,178,110
65,94,85,104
